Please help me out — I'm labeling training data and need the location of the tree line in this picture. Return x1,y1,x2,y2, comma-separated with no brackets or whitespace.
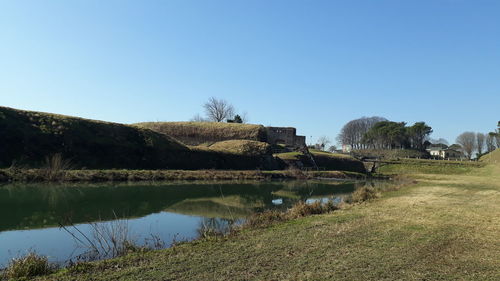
456,121,500,159
337,117,433,151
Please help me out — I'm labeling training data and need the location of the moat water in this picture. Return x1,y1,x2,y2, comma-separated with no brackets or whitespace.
0,180,386,267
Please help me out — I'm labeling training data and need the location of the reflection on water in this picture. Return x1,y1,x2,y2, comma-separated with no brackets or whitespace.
0,180,389,267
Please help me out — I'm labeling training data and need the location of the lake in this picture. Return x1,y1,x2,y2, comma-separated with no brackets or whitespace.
0,180,382,267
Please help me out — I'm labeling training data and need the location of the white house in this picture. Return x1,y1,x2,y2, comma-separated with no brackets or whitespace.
427,147,463,159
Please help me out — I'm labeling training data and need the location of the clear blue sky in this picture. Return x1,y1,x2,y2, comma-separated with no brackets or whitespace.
1,0,499,145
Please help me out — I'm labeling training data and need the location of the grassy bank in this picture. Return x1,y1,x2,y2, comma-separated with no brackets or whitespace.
0,106,286,170
134,121,267,146
377,158,484,175
29,160,499,280
274,149,367,173
0,168,366,183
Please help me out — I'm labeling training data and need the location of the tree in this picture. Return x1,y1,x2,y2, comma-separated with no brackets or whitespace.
476,133,486,156
496,121,500,148
203,97,235,122
362,121,407,149
486,133,496,152
227,115,243,123
407,122,433,151
316,136,331,151
337,116,387,150
456,132,476,159
190,113,208,122
430,138,449,146
328,145,337,152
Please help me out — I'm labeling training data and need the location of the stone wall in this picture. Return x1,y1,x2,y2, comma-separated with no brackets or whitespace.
266,127,306,148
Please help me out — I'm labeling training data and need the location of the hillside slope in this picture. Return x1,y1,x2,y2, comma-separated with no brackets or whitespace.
0,107,282,170
134,122,267,145
480,148,500,163
0,106,190,169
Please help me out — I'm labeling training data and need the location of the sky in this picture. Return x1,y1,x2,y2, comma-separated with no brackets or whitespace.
1,0,499,145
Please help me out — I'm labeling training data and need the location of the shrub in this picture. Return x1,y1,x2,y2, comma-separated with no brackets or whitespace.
288,201,338,218
3,252,53,279
42,153,73,181
245,201,338,228
245,209,287,228
351,186,378,203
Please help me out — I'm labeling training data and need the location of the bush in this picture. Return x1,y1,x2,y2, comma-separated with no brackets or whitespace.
288,201,338,218
245,201,338,228
245,210,287,228
3,252,53,279
351,186,378,203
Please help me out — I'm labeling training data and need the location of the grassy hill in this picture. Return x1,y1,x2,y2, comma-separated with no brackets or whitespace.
0,107,278,170
480,148,500,163
206,140,271,155
0,106,191,169
134,121,267,146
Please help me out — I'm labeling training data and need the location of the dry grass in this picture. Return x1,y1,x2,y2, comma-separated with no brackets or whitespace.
3,252,54,280
208,140,271,155
244,201,338,229
351,186,378,202
480,148,500,164
0,169,364,183
134,122,267,145
41,153,73,181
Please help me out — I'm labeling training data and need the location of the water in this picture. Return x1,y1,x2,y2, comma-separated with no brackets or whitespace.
0,180,380,267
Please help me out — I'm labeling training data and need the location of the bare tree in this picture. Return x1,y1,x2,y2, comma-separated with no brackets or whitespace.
316,136,331,151
240,111,250,124
476,133,486,156
456,132,476,159
328,145,337,152
203,97,235,122
430,138,449,146
337,116,387,150
190,113,208,122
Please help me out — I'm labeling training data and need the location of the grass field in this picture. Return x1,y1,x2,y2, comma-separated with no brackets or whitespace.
28,160,500,280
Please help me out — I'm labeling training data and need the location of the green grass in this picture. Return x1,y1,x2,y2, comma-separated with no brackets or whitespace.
273,151,302,160
35,161,500,280
134,121,267,146
308,149,354,159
